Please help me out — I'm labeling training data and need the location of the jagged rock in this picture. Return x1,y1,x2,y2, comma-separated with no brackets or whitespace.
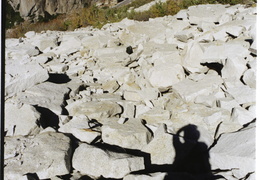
242,68,256,88
230,106,255,126
172,73,223,103
17,82,71,115
221,57,247,80
4,132,72,179
210,124,255,179
52,35,82,55
65,100,122,120
142,124,175,165
101,118,152,150
5,61,49,98
187,4,228,25
5,102,41,136
138,107,171,125
59,115,101,143
147,63,185,91
72,143,145,179
124,173,167,180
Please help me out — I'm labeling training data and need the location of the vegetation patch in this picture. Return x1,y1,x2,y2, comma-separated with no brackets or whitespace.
5,0,257,38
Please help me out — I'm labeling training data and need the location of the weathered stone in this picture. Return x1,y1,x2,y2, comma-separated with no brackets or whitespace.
124,173,167,180
230,106,255,126
174,30,194,42
242,68,256,88
187,4,228,24
142,124,175,165
4,132,72,179
102,80,120,93
210,125,255,179
17,82,71,115
53,35,82,55
147,63,185,91
226,84,255,105
65,100,122,120
59,115,101,143
72,143,145,179
172,73,223,102
138,107,171,125
101,118,152,150
221,57,247,80
5,102,41,136
5,61,49,98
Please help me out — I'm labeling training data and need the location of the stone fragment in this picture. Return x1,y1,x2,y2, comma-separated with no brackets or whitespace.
124,173,167,180
172,73,223,102
5,102,41,136
174,30,194,42
65,100,122,120
187,4,228,24
138,107,171,125
231,106,255,126
142,124,175,165
210,125,255,179
5,62,49,98
147,63,185,91
72,143,145,179
17,82,71,115
226,84,255,105
221,57,247,80
101,118,152,150
4,132,72,180
242,68,256,88
102,80,120,93
53,35,81,55
59,116,101,143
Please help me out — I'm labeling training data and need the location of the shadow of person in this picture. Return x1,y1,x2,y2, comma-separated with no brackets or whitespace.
165,124,220,180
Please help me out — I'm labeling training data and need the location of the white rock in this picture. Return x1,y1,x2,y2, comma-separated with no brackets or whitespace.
53,35,81,55
142,124,175,165
188,4,228,24
176,9,188,20
101,118,152,150
242,68,256,88
182,41,208,73
59,116,101,143
210,125,255,179
17,82,71,115
5,102,41,136
65,100,122,120
221,57,248,80
5,62,49,98
147,63,185,91
4,132,72,179
226,84,256,105
202,41,250,63
231,106,255,126
172,73,223,102
216,97,240,112
124,172,167,180
72,143,145,179
25,31,36,38
138,107,171,125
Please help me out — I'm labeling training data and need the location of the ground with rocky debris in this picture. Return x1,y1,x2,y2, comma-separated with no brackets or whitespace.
4,3,256,180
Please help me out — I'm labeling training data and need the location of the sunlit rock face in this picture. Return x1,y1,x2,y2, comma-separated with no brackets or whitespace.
4,3,256,180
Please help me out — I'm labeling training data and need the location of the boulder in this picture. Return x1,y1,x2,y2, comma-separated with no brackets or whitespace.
172,73,223,102
5,102,41,136
65,100,122,120
17,82,71,115
142,124,175,165
138,107,171,125
242,68,256,88
72,143,145,179
5,61,49,98
226,84,255,105
147,63,185,91
58,115,101,143
210,125,255,179
230,106,255,126
4,132,72,179
221,57,247,80
53,35,82,55
187,4,228,25
101,118,152,150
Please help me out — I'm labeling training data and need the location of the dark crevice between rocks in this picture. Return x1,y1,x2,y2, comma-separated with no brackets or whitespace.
200,62,223,76
34,105,60,130
47,73,71,84
25,173,39,180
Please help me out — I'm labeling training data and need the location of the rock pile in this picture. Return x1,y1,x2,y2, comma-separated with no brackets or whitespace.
5,3,256,180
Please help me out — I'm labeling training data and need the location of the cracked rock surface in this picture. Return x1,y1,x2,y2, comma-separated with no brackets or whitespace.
4,3,256,180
